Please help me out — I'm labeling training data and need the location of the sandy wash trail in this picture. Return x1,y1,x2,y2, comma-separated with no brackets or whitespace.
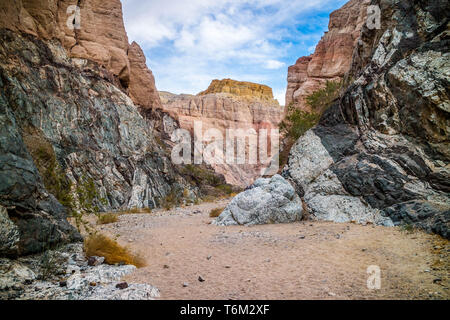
95,199,449,300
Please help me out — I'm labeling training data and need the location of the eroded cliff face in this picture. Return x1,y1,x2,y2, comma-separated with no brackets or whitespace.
0,29,196,256
283,0,450,238
285,0,370,111
0,0,161,109
161,80,283,187
0,1,190,256
199,79,278,104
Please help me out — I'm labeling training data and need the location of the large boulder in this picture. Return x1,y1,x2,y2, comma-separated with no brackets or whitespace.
213,175,303,226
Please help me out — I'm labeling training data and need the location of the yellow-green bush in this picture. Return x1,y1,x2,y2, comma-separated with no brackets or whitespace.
279,81,342,168
84,233,146,268
209,207,225,218
97,213,119,225
305,80,342,113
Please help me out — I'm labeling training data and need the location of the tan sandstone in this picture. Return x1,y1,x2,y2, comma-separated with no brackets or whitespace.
199,79,278,104
161,80,284,187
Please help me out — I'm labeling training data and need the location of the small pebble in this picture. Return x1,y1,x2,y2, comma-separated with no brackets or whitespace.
116,282,128,290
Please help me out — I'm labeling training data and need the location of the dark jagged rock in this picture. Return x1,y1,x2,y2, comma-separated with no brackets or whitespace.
0,29,195,256
283,0,449,237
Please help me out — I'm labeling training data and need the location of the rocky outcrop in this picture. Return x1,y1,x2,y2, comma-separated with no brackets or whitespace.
161,81,283,187
283,0,450,237
285,0,370,111
0,206,20,256
199,79,278,103
0,0,161,109
0,243,160,300
214,175,303,226
128,42,161,110
0,29,193,255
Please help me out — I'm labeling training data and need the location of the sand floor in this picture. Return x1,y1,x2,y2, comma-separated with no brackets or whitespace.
94,199,449,300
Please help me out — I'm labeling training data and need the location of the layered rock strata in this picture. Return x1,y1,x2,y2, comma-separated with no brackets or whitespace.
160,79,284,187
283,0,450,237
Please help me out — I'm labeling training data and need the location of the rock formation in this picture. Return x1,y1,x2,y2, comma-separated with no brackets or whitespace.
160,79,284,187
0,1,191,256
199,79,277,103
0,0,161,109
0,28,195,256
128,42,161,110
214,175,303,226
283,0,450,237
0,243,160,300
285,0,370,111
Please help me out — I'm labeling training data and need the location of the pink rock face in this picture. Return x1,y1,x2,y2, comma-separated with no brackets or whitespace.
128,42,162,109
0,0,160,109
285,0,370,111
161,88,284,187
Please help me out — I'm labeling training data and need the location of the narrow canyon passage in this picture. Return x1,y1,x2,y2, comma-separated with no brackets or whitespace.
95,200,449,300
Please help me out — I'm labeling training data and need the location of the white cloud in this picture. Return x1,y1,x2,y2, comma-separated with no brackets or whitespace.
121,0,348,98
273,89,287,106
265,60,286,70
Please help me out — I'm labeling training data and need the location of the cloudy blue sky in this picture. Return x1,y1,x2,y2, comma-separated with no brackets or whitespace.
122,0,348,105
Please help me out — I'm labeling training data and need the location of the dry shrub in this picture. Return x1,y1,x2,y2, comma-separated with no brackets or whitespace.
97,213,119,225
210,207,225,218
84,234,146,268
122,207,152,214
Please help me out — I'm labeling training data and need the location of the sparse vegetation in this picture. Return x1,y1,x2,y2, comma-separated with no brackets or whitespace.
97,213,119,225
22,125,108,233
305,80,342,113
280,105,321,141
279,80,342,169
162,190,179,211
399,223,416,234
120,207,152,214
22,126,74,211
180,164,223,186
84,233,146,268
210,207,225,218
38,250,61,280
215,184,233,195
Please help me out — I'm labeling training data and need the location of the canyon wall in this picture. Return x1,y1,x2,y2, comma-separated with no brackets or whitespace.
0,0,161,110
161,79,284,187
283,0,449,237
285,0,370,111
0,1,190,256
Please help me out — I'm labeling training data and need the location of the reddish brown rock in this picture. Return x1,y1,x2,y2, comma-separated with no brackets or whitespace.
161,81,284,187
128,42,162,109
0,0,160,109
286,0,370,111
